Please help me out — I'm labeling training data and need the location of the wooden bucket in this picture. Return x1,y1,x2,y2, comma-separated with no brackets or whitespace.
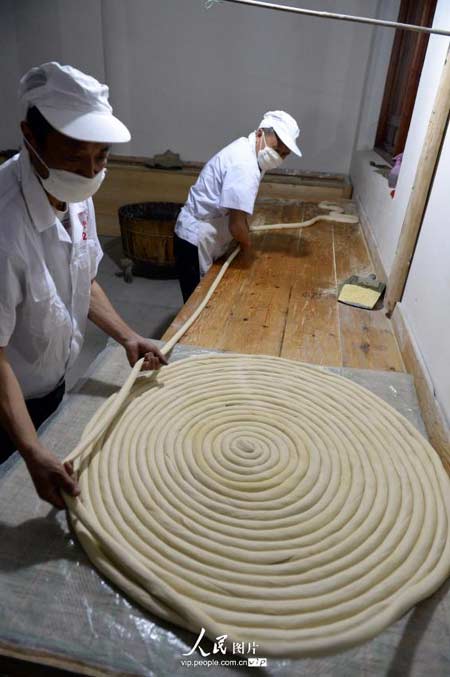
118,202,183,278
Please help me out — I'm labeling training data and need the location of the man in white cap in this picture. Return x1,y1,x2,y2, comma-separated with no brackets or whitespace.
174,111,301,301
0,62,166,508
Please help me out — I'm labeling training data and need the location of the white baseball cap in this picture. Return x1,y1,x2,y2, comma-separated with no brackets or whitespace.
19,61,131,144
259,110,302,157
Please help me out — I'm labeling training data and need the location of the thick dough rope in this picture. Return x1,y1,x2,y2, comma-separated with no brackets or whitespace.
65,354,450,656
250,201,359,231
64,202,355,466
61,202,450,655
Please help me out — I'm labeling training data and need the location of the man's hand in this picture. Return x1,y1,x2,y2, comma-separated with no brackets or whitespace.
24,444,80,509
123,335,168,371
88,283,169,371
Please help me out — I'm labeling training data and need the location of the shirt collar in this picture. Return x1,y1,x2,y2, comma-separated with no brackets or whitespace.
18,148,59,233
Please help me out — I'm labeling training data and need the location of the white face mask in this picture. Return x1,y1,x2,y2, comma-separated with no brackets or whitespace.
257,132,284,173
24,137,106,203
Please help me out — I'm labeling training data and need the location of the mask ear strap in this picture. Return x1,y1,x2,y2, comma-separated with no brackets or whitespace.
23,136,49,171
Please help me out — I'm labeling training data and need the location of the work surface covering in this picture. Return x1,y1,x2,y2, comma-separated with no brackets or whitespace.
0,340,448,677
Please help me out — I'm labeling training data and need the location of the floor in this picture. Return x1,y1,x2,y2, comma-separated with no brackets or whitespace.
163,200,405,372
65,235,183,390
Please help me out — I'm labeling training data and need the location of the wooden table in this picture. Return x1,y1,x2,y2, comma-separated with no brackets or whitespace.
163,200,405,372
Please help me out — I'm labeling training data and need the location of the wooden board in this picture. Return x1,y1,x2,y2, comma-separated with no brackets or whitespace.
214,229,299,355
162,200,405,372
334,221,404,372
281,222,341,366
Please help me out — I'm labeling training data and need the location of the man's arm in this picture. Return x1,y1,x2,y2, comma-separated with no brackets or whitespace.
228,209,254,267
229,209,251,249
0,348,79,508
88,280,167,370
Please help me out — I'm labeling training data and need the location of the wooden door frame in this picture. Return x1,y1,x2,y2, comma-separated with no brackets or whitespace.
386,44,450,316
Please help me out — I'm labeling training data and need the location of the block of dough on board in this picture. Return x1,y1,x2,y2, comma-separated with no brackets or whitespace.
338,274,385,309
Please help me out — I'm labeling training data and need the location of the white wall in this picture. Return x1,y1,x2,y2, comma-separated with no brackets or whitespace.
0,0,22,152
0,0,380,173
353,0,400,152
351,0,450,274
0,0,105,150
400,126,450,428
351,0,450,427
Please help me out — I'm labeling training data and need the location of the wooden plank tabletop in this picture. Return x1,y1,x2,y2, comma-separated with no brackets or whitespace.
162,200,405,372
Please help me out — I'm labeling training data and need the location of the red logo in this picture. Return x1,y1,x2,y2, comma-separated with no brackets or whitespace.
78,210,88,241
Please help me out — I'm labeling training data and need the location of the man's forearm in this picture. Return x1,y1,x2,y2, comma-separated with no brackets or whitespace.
229,221,251,248
229,209,251,249
0,350,79,508
88,280,137,344
0,351,42,458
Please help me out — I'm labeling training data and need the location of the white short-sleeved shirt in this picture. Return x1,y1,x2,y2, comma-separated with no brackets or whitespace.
175,133,261,275
0,150,103,399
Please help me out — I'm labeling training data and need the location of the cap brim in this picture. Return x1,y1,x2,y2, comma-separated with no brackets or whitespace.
280,134,302,157
273,127,302,157
38,106,131,143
